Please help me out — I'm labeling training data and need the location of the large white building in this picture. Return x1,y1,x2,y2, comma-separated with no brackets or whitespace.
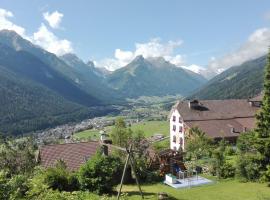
169,97,262,152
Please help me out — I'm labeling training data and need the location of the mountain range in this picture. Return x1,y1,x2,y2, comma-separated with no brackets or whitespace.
0,29,266,135
106,56,207,98
188,55,266,100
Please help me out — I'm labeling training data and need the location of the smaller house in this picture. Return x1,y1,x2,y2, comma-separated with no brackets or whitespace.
39,141,104,171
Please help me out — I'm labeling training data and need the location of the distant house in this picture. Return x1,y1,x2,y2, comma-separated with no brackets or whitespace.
169,95,262,151
39,141,106,171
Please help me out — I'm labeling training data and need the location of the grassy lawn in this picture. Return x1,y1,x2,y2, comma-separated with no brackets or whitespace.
73,126,113,140
74,120,169,140
73,129,100,140
119,177,270,200
130,120,169,137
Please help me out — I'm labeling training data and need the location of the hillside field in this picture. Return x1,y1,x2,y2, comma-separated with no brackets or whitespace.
74,120,169,140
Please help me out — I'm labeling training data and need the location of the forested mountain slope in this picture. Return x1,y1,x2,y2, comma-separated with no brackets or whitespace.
188,55,266,100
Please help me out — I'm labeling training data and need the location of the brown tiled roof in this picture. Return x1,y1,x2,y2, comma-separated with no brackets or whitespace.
174,100,258,121
170,99,261,139
39,141,101,171
185,117,255,139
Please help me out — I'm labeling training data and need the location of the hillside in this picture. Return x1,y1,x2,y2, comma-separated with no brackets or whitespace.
0,43,100,106
60,53,122,103
0,31,115,135
188,55,266,100
0,30,111,104
0,65,97,135
106,56,207,98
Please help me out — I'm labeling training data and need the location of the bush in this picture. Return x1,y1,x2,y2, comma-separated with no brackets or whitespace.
260,165,270,186
220,162,235,178
235,153,262,181
0,171,10,200
8,174,30,199
44,161,79,192
145,171,163,183
225,146,236,156
78,152,122,194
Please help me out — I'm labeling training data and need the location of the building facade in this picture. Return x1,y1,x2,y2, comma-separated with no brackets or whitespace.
170,105,185,150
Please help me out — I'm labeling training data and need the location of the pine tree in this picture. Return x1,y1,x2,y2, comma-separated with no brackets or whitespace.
255,48,270,174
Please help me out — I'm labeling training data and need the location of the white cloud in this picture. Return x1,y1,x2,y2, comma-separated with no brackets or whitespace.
208,28,270,73
0,8,73,56
43,11,63,29
96,58,121,71
0,8,26,36
165,55,185,66
114,49,134,66
32,23,73,56
96,38,185,70
181,64,206,74
134,38,183,58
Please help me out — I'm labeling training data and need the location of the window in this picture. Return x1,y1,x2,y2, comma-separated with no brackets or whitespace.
179,126,183,133
179,117,182,123
179,137,183,145
173,116,176,122
173,125,176,131
173,135,176,143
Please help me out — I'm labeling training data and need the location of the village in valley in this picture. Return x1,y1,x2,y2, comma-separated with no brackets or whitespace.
32,92,267,200
1,1,270,200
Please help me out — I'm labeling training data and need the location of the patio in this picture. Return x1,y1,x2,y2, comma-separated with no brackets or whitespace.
164,176,213,189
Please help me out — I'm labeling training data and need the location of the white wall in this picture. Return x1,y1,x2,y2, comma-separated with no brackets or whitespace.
170,109,185,151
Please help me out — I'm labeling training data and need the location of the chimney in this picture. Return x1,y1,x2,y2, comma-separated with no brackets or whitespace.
100,131,112,143
189,100,199,109
101,145,109,156
230,127,235,133
243,127,247,132
100,130,111,156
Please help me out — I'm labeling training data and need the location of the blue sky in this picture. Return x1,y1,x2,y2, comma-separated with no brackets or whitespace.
0,0,270,72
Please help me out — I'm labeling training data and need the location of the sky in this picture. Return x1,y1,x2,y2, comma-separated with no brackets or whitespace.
0,0,270,73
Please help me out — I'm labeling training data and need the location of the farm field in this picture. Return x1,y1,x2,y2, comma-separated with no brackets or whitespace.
74,120,169,140
120,177,270,200
129,120,169,137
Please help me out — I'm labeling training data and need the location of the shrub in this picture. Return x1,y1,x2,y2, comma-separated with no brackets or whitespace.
225,146,236,156
8,174,30,199
211,139,226,179
79,152,122,194
145,171,163,183
260,165,270,186
0,171,10,200
44,161,79,192
236,153,262,181
220,162,235,178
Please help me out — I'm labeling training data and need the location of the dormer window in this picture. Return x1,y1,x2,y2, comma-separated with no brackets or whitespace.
173,116,176,122
173,125,176,131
